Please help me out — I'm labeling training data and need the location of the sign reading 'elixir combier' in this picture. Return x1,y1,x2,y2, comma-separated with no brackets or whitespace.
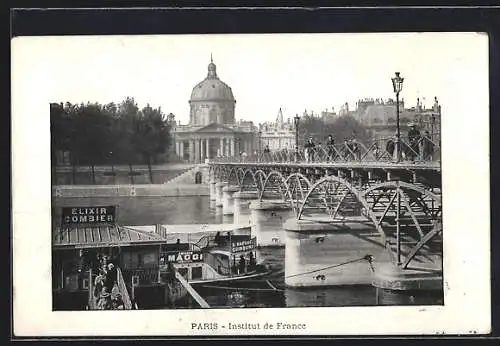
61,206,116,225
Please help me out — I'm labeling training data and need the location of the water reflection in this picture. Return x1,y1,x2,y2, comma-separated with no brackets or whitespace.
375,287,444,306
52,196,221,226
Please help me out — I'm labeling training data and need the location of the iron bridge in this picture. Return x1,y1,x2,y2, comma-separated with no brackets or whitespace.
208,136,442,271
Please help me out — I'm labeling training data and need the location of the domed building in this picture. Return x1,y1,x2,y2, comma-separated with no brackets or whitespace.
174,56,258,163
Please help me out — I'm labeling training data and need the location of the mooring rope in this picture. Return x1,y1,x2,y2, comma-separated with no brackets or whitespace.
199,284,285,292
285,254,375,279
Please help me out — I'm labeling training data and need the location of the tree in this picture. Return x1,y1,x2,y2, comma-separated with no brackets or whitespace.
50,97,174,168
325,115,371,143
132,104,172,182
297,114,371,145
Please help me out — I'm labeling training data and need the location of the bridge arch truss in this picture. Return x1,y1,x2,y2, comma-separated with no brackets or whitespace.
209,162,442,269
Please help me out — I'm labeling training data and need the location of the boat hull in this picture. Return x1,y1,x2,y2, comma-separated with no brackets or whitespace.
189,270,273,285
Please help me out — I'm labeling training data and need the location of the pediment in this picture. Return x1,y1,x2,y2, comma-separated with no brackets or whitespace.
194,123,235,133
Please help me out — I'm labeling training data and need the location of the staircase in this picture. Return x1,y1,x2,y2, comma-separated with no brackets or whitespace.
162,164,210,186
87,267,134,310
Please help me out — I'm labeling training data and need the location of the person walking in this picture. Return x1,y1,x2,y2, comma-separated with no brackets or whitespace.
325,135,335,161
373,143,380,161
422,130,434,161
304,137,315,163
263,145,271,161
407,123,421,162
351,137,360,161
386,137,395,160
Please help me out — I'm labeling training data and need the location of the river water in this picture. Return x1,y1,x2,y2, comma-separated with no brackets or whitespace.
53,196,443,308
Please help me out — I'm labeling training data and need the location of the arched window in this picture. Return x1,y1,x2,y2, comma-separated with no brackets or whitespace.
195,172,202,184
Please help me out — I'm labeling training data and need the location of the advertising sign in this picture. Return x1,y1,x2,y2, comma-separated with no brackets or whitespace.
163,251,204,264
231,237,257,253
61,206,117,226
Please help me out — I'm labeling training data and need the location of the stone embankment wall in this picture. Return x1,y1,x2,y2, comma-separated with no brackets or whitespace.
53,165,210,198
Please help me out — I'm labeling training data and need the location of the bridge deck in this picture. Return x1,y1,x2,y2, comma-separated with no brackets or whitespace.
209,161,440,171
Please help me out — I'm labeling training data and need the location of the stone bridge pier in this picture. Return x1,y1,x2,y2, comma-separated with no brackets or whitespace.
214,181,227,208
284,217,389,287
209,180,217,201
233,191,258,225
222,185,240,215
250,200,293,247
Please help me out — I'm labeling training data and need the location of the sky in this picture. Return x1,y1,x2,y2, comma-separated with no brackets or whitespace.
28,32,487,124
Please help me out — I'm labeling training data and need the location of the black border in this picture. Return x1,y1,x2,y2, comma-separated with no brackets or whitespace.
9,6,500,341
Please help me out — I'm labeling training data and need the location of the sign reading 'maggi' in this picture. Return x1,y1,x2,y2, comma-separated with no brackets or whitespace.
61,206,117,225
162,251,204,264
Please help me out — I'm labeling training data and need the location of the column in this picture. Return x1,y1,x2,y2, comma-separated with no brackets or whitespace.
235,138,240,155
189,140,195,162
206,138,210,159
176,142,180,156
220,138,224,157
194,139,200,163
230,137,236,157
179,141,184,161
225,137,230,157
200,138,205,161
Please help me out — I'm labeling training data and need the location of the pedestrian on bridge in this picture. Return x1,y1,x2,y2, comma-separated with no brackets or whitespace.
386,137,395,160
422,130,434,161
304,137,315,163
341,139,350,160
326,135,335,161
263,145,271,161
351,137,361,161
372,143,380,160
407,123,421,162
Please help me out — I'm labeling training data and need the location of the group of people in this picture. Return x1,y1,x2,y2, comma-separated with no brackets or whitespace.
233,252,257,275
385,123,435,161
235,123,435,163
92,255,125,310
304,135,361,162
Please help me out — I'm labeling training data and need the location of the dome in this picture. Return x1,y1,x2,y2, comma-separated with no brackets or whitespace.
190,58,235,102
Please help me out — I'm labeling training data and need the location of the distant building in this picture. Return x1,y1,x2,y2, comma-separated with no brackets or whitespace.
321,107,337,123
352,97,441,139
173,56,257,162
259,108,295,151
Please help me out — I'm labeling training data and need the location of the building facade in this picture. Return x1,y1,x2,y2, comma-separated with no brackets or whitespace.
352,97,441,140
173,57,257,163
259,108,295,151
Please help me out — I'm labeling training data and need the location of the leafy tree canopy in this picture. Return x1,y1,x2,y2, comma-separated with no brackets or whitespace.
50,98,173,165
297,114,371,146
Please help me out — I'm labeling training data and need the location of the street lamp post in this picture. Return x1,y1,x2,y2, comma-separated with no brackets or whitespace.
294,114,300,162
431,114,435,144
258,130,262,159
391,72,404,162
109,151,115,184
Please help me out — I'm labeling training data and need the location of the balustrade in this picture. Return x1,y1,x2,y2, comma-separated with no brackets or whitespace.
209,134,441,164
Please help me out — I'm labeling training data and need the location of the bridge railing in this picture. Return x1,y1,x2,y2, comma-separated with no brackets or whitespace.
211,133,441,164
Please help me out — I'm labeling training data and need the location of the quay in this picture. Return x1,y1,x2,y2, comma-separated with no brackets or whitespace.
52,219,259,310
